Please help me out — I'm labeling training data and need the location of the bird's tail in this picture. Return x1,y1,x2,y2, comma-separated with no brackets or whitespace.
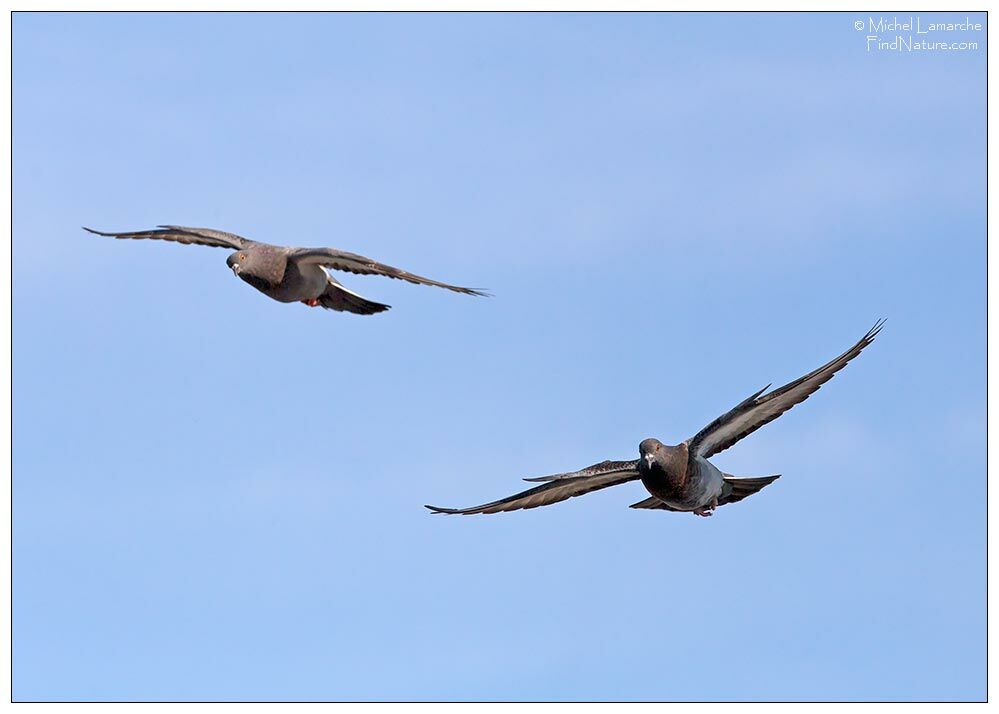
718,474,780,506
318,279,391,315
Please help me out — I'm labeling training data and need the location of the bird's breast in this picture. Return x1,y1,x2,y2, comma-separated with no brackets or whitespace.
253,262,328,303
640,457,724,511
640,468,688,506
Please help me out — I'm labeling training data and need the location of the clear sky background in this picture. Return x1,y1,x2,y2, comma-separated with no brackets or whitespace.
13,12,985,702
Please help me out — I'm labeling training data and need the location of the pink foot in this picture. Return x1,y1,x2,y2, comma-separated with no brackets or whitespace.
300,298,320,307
693,498,719,517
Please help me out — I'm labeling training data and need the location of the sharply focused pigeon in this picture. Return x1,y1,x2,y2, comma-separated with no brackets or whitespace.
84,225,487,315
427,321,883,517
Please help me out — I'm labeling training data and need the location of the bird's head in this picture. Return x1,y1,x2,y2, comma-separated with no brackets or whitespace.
226,247,285,292
639,438,665,469
226,250,248,275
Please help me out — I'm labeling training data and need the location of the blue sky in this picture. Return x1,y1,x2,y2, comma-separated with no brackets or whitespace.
13,12,985,701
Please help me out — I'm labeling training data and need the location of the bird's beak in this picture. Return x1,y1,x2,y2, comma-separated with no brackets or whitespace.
643,453,655,467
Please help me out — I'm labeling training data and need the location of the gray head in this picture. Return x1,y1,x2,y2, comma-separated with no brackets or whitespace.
226,247,285,289
226,249,252,275
639,438,665,468
639,439,690,479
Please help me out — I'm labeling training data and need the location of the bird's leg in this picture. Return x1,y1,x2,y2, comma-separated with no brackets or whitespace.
300,298,321,307
693,498,718,517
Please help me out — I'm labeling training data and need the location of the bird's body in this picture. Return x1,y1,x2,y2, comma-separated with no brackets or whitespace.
426,321,883,518
85,225,487,315
637,443,725,514
251,258,328,304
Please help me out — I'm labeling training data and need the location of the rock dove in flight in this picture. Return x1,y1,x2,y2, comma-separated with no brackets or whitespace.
426,321,883,517
84,225,487,315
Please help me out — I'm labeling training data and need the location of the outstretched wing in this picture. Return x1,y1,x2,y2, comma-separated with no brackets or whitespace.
290,247,489,296
687,320,884,459
83,225,257,251
425,459,640,515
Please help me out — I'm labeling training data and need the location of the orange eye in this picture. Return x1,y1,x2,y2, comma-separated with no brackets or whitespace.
239,254,246,261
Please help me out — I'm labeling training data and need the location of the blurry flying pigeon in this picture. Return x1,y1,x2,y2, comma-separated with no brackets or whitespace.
427,321,883,517
84,225,487,315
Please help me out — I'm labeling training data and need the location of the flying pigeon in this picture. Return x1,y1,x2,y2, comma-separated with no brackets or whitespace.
426,321,883,517
83,225,487,315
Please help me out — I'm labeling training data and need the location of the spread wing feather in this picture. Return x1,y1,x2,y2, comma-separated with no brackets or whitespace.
688,321,884,458
290,247,488,296
425,460,640,515
83,225,257,250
